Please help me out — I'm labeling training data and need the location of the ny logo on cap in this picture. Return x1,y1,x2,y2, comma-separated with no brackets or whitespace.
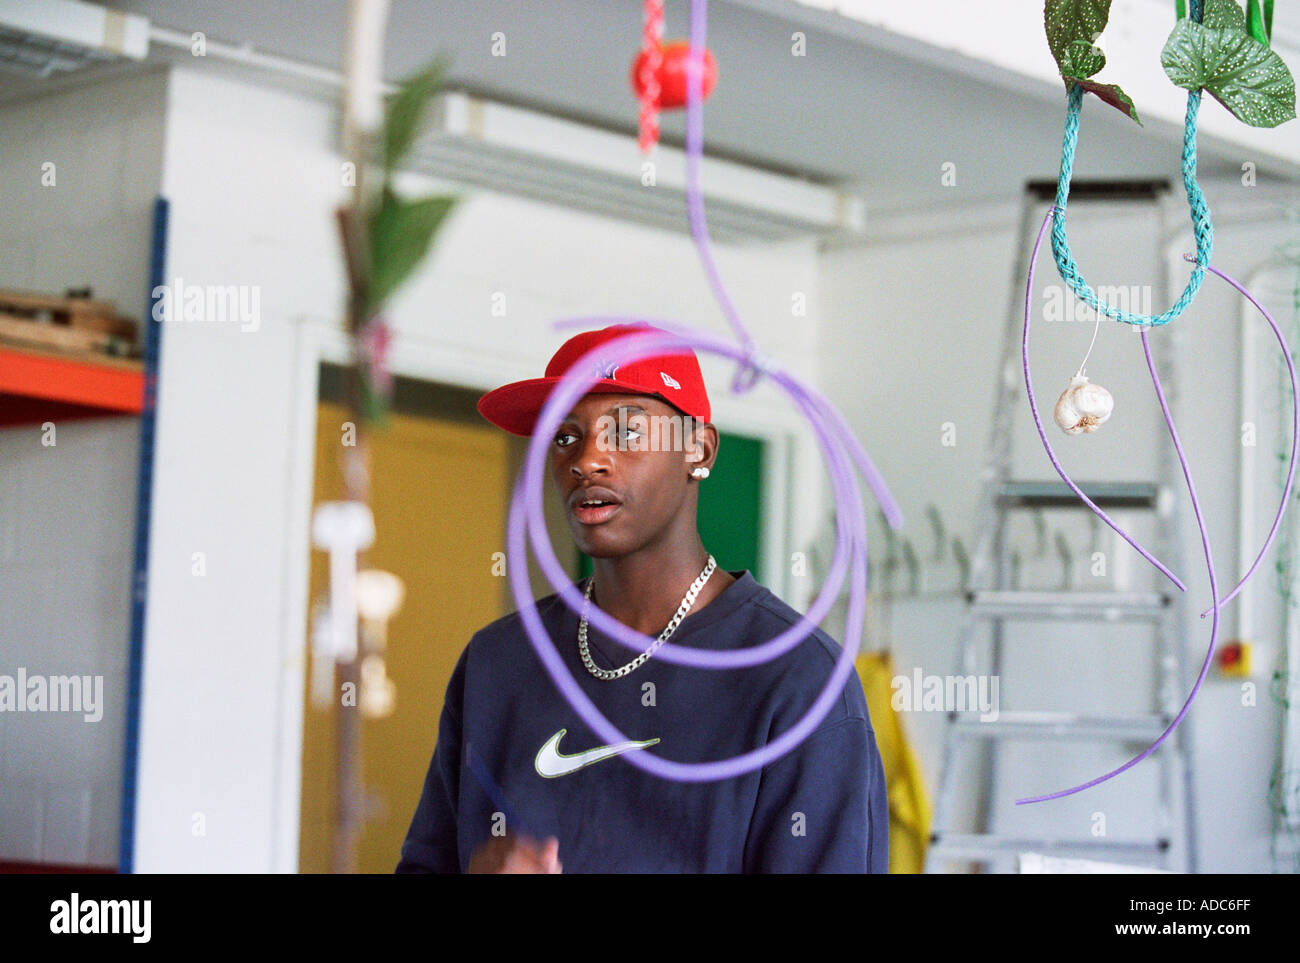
594,358,619,380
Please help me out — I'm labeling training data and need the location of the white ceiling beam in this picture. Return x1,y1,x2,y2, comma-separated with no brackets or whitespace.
0,0,149,59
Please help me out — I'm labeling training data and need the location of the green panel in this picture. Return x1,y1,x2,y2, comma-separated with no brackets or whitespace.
577,431,765,583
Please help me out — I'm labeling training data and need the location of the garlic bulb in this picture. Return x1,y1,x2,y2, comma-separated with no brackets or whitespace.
1054,373,1113,435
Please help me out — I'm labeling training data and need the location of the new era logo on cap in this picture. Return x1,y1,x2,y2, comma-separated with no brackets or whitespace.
476,323,712,437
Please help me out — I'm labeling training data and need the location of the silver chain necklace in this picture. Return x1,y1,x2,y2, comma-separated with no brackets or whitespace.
578,554,717,681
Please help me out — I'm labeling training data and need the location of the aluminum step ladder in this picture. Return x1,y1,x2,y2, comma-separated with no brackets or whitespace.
923,180,1198,873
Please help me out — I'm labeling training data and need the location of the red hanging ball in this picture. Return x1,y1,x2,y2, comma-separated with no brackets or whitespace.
631,41,717,109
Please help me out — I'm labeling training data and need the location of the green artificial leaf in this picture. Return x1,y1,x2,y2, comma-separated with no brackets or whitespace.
1162,19,1297,127
367,188,457,312
1200,0,1246,32
1066,77,1143,124
1044,0,1111,79
382,58,449,172
1245,0,1270,45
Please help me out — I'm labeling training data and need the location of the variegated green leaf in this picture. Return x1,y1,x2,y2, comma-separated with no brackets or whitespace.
1045,0,1110,79
1201,0,1246,32
1162,19,1296,127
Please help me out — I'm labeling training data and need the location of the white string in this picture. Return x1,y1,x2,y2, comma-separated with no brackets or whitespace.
1076,306,1102,378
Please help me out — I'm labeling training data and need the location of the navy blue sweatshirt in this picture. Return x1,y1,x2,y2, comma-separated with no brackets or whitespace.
395,569,888,873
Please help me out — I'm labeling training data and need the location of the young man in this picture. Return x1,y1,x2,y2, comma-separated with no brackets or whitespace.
396,322,888,873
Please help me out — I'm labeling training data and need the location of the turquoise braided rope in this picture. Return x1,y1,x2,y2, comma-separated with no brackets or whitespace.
1051,83,1214,327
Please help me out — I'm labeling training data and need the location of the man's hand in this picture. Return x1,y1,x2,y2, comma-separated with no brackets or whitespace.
468,834,562,874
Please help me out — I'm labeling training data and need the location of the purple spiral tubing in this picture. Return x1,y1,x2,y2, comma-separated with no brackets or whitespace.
682,0,760,395
1189,253,1299,620
506,326,903,781
519,325,902,668
497,0,905,782
1017,205,1298,804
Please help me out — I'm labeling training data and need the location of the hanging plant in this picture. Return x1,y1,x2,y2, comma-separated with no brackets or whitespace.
365,59,458,318
347,58,460,423
1163,0,1295,128
1044,0,1295,128
1044,0,1142,124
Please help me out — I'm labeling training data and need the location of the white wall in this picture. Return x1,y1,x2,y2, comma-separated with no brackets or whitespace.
0,69,167,867
134,64,827,872
820,179,1300,873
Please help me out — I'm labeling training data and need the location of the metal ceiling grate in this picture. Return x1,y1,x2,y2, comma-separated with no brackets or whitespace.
409,137,826,245
0,22,116,78
395,92,866,245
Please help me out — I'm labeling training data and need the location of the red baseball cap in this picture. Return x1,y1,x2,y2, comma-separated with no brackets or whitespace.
477,322,712,437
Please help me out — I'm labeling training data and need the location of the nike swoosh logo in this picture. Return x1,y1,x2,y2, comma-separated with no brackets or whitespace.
534,728,660,778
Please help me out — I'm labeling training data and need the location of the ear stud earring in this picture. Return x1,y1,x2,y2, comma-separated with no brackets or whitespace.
691,466,710,479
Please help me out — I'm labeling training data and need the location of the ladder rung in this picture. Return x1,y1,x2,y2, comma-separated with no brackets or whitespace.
1025,179,1169,202
929,834,1169,859
998,480,1162,510
928,180,1197,873
968,590,1169,620
951,711,1168,741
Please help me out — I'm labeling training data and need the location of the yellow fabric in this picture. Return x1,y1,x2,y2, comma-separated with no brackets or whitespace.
856,652,931,873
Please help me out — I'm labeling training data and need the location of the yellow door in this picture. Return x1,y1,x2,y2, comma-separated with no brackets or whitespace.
299,398,510,872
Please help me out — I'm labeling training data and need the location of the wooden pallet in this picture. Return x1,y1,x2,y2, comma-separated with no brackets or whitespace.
0,288,138,360
0,338,143,373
